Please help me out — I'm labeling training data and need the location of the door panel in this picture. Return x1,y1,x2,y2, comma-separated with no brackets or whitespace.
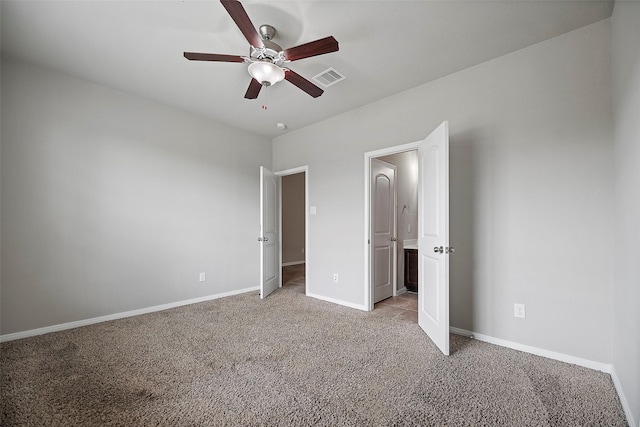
422,256,439,322
375,175,392,232
422,147,439,235
260,166,280,299
374,247,391,287
418,121,450,355
371,159,397,303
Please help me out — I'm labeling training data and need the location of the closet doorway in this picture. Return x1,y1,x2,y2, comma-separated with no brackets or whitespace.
279,168,307,295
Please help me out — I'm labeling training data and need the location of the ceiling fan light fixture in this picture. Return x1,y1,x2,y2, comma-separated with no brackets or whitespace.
248,61,285,87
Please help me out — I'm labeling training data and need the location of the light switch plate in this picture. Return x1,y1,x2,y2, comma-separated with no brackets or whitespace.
514,303,526,318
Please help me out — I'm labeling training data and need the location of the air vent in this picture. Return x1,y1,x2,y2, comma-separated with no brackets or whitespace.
312,67,346,88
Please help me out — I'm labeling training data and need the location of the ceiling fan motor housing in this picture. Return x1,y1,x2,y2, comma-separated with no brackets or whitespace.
250,43,285,64
248,25,286,86
249,25,286,66
259,24,276,41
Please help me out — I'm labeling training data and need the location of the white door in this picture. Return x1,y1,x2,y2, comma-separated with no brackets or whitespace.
371,159,397,304
418,121,450,355
260,166,280,299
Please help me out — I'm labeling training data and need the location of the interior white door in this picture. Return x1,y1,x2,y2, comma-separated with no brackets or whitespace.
417,121,450,355
260,166,280,299
371,158,397,304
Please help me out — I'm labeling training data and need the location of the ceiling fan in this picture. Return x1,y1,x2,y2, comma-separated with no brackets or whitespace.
184,0,339,99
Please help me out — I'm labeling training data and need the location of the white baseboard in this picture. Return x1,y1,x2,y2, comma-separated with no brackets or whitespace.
0,286,260,343
468,331,612,373
610,365,637,427
306,292,368,311
3,291,634,427
450,326,635,426
282,261,305,267
450,326,474,337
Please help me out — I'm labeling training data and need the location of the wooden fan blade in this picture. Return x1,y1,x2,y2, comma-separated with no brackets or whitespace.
284,70,324,98
283,36,339,61
220,0,263,48
183,52,246,63
244,78,263,99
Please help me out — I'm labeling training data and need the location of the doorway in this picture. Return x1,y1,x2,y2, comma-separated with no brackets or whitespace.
277,167,308,295
369,151,419,321
365,144,418,310
364,122,451,355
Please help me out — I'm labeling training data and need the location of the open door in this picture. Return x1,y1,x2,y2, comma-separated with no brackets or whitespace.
418,121,450,355
260,166,280,299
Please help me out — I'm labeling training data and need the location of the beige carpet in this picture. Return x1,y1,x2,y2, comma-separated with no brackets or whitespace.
1,286,627,426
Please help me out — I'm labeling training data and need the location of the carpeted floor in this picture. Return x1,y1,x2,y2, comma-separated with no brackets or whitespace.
1,286,627,426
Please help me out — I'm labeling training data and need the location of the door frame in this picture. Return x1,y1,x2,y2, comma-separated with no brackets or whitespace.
276,166,309,293
364,141,420,311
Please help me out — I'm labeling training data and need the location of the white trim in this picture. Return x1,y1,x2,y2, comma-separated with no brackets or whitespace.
306,292,368,311
450,326,474,338
282,261,305,267
450,326,614,372
0,286,259,343
610,365,637,427
395,287,407,296
470,331,612,373
454,328,636,426
364,141,421,311
275,166,307,177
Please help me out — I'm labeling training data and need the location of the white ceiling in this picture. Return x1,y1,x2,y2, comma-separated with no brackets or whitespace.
1,1,614,138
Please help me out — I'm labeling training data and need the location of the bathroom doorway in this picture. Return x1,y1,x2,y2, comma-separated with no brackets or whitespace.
369,149,419,322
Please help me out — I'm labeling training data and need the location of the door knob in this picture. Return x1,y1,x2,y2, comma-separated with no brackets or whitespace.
257,237,269,242
433,246,443,253
446,246,455,254
391,237,397,242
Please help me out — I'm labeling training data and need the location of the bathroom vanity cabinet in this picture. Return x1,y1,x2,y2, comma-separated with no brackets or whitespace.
404,248,418,292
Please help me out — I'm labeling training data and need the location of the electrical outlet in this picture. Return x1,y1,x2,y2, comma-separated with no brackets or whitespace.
408,224,412,233
514,303,526,319
301,248,305,254
199,272,206,282
333,273,339,283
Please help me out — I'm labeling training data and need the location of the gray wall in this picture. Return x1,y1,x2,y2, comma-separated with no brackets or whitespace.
612,2,640,425
273,20,613,363
378,151,418,292
1,56,271,335
281,172,305,264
